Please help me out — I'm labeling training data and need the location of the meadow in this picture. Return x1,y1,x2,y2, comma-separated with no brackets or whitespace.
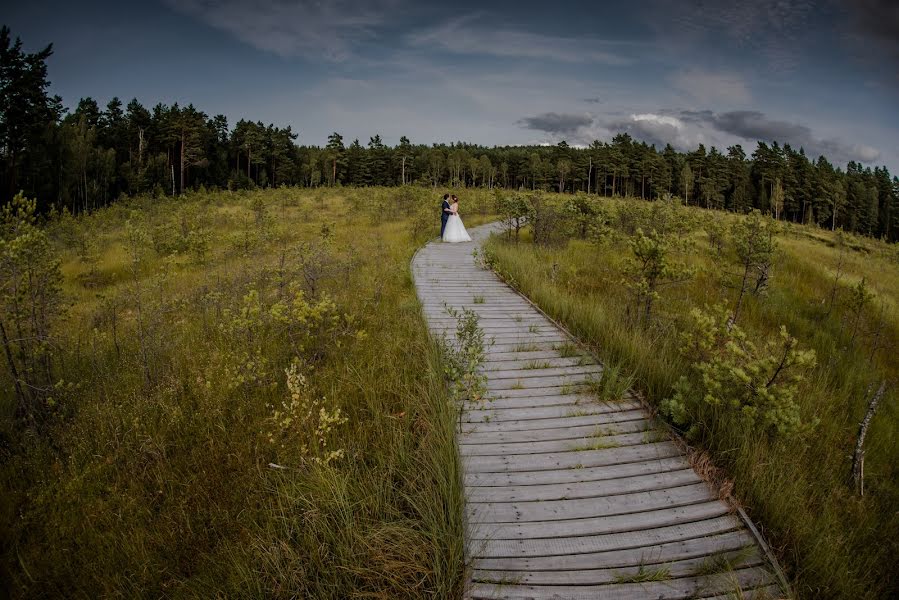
482,193,899,599
1,186,498,598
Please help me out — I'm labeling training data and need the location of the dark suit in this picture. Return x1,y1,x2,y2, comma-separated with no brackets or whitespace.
440,199,451,237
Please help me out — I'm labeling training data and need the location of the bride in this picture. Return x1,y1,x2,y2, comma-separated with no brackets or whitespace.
443,195,472,243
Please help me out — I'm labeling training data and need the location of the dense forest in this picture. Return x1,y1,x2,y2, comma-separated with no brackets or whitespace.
3,25,898,241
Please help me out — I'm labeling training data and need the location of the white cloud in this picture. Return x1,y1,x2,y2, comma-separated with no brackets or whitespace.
164,0,401,60
407,14,632,65
669,69,751,106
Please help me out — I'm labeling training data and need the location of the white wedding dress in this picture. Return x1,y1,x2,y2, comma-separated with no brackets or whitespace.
443,213,472,243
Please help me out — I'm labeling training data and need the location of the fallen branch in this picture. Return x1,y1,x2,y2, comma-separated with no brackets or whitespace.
851,381,887,496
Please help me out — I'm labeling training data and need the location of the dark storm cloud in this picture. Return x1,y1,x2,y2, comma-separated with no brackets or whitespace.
708,111,812,142
850,0,899,45
583,97,603,104
684,110,881,163
518,112,594,134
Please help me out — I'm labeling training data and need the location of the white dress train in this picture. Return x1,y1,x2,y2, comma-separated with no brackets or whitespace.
442,213,471,243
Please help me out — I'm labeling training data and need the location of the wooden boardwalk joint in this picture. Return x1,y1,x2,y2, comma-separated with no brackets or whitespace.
412,222,788,600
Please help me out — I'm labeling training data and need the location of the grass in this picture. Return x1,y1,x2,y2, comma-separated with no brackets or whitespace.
513,342,540,352
554,342,580,357
523,360,552,370
484,195,899,599
576,430,620,451
613,564,672,583
1,186,500,598
585,363,635,403
473,295,485,304
692,546,755,576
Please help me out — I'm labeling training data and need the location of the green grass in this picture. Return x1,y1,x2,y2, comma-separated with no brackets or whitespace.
585,363,635,403
692,546,755,576
473,295,485,304
484,195,899,599
613,564,672,583
522,360,552,370
1,186,500,598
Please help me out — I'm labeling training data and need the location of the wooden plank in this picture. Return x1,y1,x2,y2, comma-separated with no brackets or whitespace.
470,515,746,558
466,567,775,600
482,356,598,371
465,455,690,488
487,375,598,391
466,465,702,502
484,385,593,399
458,430,653,456
462,441,681,473
485,365,604,380
465,398,636,415
460,418,651,445
481,350,575,362
472,548,764,585
462,409,646,433
472,530,758,571
469,501,727,542
465,481,716,527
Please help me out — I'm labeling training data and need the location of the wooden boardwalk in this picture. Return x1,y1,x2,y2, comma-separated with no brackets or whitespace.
412,222,786,600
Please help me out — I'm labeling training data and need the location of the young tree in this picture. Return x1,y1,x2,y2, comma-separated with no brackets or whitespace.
0,194,64,424
730,210,778,325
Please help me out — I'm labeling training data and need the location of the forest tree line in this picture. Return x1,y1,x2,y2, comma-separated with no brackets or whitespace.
2,25,898,241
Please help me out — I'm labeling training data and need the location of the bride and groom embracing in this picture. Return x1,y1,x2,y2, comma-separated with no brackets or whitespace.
440,193,472,243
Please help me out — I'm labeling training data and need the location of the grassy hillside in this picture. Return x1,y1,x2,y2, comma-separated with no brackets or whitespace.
1,187,497,598
483,194,898,599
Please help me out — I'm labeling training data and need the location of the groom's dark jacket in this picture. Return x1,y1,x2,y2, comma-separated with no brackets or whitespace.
441,198,451,234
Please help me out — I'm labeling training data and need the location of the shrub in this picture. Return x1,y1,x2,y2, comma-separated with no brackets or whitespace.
661,306,817,438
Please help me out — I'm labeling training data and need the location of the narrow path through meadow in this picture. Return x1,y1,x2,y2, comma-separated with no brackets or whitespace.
412,222,787,600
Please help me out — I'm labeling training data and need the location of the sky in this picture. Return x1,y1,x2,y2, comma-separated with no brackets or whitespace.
7,0,899,171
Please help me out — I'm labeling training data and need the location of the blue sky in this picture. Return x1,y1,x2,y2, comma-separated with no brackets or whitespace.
7,0,899,171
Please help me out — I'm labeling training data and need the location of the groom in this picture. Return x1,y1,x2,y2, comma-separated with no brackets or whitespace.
440,193,452,238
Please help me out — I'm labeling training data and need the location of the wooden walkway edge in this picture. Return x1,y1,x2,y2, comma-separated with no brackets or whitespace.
412,222,789,600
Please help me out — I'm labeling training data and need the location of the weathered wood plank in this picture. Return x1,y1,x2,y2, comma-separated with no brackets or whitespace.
458,430,653,456
461,417,649,444
465,454,690,488
484,365,604,380
466,482,716,528
469,501,727,542
467,567,775,600
462,441,681,473
466,466,702,502
472,548,763,585
470,515,746,558
472,530,758,572
464,399,637,417
461,409,646,433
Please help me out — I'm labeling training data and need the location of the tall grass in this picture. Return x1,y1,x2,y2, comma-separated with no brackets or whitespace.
484,196,899,599
1,186,497,598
